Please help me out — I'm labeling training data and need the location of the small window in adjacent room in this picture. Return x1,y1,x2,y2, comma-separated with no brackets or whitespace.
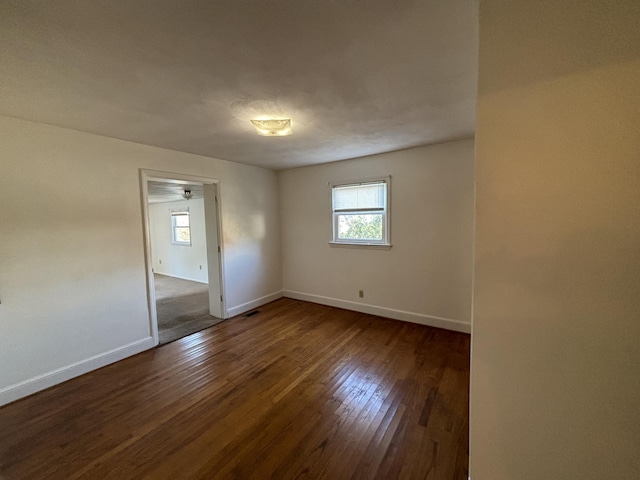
331,177,390,247
171,210,191,245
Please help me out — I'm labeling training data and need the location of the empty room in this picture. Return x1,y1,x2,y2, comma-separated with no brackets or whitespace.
0,1,638,479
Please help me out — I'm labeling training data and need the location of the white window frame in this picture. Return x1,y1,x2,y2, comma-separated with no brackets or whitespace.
171,209,192,246
329,176,391,249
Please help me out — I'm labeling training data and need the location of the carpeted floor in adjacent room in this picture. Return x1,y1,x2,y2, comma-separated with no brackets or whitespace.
154,273,224,344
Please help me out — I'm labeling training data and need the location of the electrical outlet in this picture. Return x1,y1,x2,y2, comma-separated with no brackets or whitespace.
159,259,162,264
359,290,364,298
199,265,202,270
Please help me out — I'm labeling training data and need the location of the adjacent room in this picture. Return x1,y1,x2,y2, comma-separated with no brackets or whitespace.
147,180,225,344
0,1,638,479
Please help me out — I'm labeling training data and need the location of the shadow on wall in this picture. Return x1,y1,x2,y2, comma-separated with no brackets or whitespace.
474,224,639,475
480,2,640,94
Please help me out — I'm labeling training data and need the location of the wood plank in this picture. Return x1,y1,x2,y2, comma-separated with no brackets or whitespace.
0,298,470,479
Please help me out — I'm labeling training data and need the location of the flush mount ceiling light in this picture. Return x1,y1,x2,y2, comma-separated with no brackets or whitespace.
250,119,293,136
182,189,193,200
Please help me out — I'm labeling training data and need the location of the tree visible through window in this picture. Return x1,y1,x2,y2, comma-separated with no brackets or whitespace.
338,214,383,240
331,178,390,245
171,211,191,245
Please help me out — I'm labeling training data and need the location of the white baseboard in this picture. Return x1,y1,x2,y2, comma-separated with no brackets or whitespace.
0,337,155,407
226,291,284,318
282,290,471,334
153,272,208,284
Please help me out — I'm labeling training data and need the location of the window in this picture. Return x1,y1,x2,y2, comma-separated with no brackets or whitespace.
171,210,191,245
331,177,390,246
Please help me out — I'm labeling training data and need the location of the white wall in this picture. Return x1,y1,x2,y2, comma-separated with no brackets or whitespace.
471,1,640,479
149,199,208,283
0,115,282,406
279,140,475,332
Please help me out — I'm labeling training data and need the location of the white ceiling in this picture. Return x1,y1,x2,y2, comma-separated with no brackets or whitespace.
0,0,477,170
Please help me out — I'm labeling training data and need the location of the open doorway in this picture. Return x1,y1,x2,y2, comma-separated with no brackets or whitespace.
140,170,225,345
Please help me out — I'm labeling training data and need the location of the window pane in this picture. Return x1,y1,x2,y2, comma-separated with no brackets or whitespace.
338,214,383,240
174,227,191,243
173,214,189,227
333,183,385,210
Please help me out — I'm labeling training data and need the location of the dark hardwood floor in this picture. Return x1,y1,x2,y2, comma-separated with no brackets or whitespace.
0,298,470,480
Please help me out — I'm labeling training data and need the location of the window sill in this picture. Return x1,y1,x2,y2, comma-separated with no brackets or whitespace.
329,242,392,250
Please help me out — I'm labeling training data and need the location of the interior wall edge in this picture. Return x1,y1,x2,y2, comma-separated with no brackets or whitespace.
0,337,155,407
152,272,208,284
283,290,471,334
226,291,284,318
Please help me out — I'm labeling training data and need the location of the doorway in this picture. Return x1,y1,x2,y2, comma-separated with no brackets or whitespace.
140,170,226,345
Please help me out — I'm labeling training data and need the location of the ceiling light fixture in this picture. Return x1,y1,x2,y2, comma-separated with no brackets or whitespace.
182,189,193,200
250,119,293,136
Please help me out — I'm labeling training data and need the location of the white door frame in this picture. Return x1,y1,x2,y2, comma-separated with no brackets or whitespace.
139,169,226,346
